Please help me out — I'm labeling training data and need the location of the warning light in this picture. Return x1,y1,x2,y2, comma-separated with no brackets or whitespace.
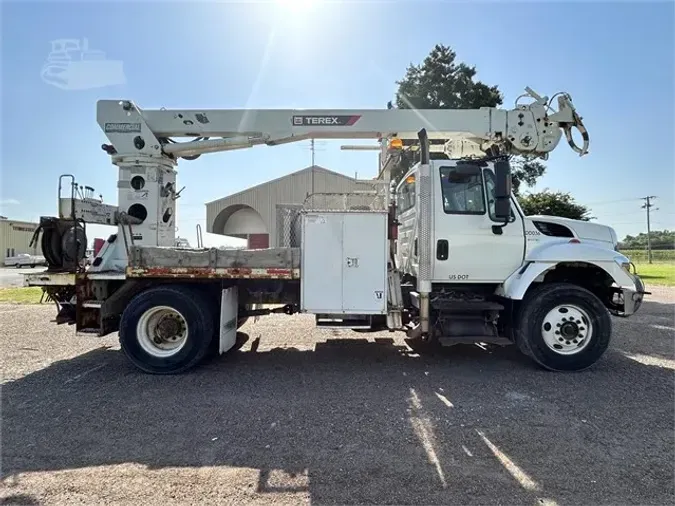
405,175,415,184
389,138,403,149
569,238,581,244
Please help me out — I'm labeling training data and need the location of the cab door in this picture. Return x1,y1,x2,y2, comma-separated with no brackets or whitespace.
432,162,525,283
395,170,418,277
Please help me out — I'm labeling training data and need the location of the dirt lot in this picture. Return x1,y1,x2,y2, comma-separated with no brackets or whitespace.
1,288,674,505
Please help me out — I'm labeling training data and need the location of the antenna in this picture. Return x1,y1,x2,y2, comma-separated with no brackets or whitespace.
301,138,327,166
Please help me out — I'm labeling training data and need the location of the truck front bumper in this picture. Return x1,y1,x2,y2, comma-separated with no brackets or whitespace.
614,274,648,317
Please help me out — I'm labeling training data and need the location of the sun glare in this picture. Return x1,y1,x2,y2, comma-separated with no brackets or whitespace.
276,0,316,12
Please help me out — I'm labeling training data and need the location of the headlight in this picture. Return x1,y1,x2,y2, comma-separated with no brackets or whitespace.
618,261,637,275
614,255,635,275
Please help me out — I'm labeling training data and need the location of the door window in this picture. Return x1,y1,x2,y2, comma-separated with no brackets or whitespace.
397,174,416,214
485,169,497,220
439,166,485,214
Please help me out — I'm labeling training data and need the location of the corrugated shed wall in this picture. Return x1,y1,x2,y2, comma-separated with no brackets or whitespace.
0,219,39,263
206,166,378,246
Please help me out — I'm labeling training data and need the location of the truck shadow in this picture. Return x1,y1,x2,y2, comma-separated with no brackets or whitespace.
2,299,673,505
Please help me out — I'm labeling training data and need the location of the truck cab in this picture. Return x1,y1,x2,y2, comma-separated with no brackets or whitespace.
395,158,645,317
397,159,526,284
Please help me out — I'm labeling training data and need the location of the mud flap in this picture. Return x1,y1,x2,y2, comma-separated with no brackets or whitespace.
219,286,238,354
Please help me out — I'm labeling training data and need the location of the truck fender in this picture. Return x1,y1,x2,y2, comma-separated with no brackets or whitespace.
498,240,634,300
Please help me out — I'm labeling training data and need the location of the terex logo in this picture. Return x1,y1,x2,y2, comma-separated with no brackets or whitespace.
309,117,339,125
292,115,361,127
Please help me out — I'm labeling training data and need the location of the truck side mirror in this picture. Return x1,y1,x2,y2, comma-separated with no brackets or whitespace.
493,160,512,220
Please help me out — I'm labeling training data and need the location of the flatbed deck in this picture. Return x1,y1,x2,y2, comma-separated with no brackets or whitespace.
23,246,301,286
127,246,301,279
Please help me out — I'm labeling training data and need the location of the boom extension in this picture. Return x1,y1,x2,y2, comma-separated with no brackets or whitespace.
97,88,589,165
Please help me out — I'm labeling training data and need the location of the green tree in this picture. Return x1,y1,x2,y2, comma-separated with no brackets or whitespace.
518,190,593,221
619,230,675,250
391,44,546,191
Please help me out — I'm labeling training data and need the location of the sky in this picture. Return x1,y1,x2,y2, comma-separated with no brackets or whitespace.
1,0,674,248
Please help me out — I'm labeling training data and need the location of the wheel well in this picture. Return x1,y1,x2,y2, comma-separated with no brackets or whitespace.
535,262,615,308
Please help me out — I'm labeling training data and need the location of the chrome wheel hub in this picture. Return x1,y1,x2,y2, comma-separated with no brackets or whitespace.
541,304,593,355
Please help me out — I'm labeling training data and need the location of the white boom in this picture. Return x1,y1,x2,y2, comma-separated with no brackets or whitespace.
97,87,588,163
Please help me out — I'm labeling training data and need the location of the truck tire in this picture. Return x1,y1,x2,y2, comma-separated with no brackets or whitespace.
516,283,611,371
119,286,214,374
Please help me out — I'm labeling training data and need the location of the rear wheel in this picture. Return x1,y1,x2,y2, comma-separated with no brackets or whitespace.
516,283,611,371
119,286,214,374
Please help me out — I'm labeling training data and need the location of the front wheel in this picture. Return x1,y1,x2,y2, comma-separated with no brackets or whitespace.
119,286,214,374
515,283,611,371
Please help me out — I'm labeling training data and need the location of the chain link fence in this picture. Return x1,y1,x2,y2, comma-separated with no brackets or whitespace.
276,204,303,248
302,192,388,212
276,191,389,248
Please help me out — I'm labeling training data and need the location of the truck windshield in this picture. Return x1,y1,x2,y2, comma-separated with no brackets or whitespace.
439,166,485,214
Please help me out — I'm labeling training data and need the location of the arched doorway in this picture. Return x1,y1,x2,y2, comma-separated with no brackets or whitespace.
212,204,269,249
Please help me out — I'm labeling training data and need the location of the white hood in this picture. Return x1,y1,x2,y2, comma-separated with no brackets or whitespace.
525,215,618,249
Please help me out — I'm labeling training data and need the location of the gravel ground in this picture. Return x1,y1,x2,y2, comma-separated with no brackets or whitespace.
1,287,673,505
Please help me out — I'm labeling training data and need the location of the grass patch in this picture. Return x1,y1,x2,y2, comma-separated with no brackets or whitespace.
0,287,45,304
634,263,675,287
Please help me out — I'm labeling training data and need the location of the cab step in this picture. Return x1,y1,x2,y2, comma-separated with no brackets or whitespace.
431,301,504,312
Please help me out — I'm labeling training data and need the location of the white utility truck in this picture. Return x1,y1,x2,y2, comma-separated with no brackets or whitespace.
24,88,647,374
4,253,46,268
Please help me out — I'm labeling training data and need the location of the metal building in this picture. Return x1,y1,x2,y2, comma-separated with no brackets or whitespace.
0,217,39,264
206,165,382,248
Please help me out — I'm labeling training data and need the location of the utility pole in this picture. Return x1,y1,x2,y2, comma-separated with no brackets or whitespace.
641,196,658,264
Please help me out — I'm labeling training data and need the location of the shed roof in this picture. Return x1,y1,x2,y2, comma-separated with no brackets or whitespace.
205,165,368,206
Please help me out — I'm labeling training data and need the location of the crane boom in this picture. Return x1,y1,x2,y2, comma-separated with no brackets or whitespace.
97,88,588,163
